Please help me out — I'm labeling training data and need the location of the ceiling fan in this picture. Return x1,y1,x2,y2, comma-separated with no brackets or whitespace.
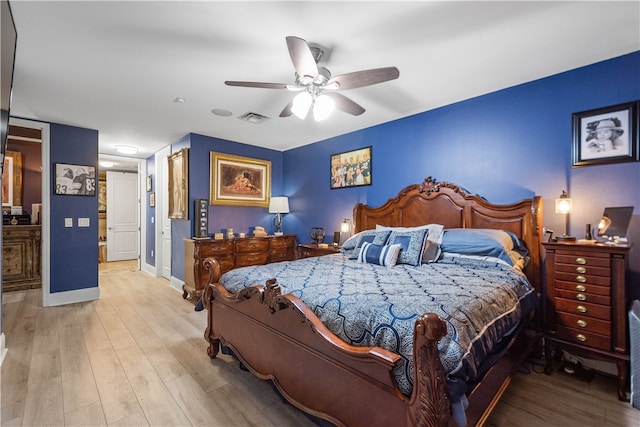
225,36,400,121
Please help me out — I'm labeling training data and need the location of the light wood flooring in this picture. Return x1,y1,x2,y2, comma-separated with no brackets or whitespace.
1,261,639,426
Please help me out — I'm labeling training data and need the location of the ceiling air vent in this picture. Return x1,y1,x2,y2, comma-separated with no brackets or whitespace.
237,112,271,124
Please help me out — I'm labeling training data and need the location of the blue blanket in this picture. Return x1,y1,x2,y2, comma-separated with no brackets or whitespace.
219,253,536,398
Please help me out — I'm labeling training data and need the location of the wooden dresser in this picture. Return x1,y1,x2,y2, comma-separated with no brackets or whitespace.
542,241,631,400
2,225,42,292
183,234,297,302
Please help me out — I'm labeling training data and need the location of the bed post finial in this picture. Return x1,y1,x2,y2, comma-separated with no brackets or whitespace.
420,176,441,195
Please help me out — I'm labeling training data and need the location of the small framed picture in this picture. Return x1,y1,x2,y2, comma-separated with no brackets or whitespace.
54,163,96,195
146,175,152,192
330,146,372,189
572,101,639,167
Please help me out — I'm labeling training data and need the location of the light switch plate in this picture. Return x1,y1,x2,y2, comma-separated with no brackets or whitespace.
78,218,90,227
65,218,73,227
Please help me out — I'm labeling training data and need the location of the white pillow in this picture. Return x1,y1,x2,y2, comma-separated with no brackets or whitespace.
376,224,445,263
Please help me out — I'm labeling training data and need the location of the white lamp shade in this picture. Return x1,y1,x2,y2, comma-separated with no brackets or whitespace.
269,196,290,214
291,92,312,119
555,196,572,214
313,94,334,121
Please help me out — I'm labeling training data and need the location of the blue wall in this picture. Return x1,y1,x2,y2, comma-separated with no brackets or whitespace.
283,52,640,276
167,133,284,281
50,123,99,292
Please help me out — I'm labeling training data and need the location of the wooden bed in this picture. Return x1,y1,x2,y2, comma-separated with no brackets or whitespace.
202,177,543,426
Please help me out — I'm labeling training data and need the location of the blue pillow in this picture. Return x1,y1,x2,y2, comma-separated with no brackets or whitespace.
357,242,401,266
440,228,529,267
343,230,392,259
387,229,429,266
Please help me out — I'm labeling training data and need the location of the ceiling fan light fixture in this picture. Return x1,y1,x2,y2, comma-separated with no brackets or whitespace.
313,94,334,121
291,92,312,119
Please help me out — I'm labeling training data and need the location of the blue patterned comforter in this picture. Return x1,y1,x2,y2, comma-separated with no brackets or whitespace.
219,253,536,397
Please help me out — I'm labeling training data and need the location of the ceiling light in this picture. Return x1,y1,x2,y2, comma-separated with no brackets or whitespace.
291,92,312,119
313,94,334,121
115,145,138,155
173,97,185,103
211,108,232,117
99,161,114,168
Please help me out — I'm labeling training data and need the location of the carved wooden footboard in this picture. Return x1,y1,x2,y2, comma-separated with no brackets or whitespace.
203,257,451,427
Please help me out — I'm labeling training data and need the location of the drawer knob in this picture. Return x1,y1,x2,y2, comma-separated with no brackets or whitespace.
577,305,587,313
576,334,587,342
576,293,586,301
576,257,586,265
575,284,586,292
576,275,586,283
576,266,586,274
576,319,588,328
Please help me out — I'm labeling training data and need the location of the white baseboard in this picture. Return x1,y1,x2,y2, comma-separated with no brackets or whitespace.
0,332,7,366
43,286,101,307
170,276,184,294
141,262,157,276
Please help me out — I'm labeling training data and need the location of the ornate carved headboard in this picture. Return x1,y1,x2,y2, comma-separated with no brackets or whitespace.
353,177,543,292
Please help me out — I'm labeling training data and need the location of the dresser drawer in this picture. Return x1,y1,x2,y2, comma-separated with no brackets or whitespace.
199,241,235,256
270,236,295,249
556,312,611,336
269,249,296,263
235,252,270,267
555,251,611,268
555,289,611,306
555,297,610,320
217,256,235,273
555,325,611,351
555,280,610,296
235,238,270,253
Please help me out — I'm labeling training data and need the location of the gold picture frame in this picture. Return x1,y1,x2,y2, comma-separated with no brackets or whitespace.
209,152,271,207
2,151,23,207
168,148,189,219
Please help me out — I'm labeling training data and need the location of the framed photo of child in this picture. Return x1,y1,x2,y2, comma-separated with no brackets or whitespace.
572,101,638,167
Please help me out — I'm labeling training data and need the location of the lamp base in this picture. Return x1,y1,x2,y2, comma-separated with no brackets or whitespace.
556,235,577,242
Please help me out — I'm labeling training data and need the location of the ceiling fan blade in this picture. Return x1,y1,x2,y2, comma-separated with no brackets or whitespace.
326,67,400,90
325,92,365,116
279,100,294,117
225,81,290,90
286,36,319,79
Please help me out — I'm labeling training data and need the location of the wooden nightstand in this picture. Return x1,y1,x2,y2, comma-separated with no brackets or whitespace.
542,240,631,400
298,243,341,259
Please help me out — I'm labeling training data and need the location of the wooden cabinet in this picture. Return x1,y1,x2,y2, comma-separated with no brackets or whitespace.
298,243,340,258
2,225,42,292
542,241,631,400
183,234,297,302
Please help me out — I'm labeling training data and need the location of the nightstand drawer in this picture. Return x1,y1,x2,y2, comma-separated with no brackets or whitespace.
554,263,610,277
556,252,611,268
555,297,610,320
556,312,611,336
555,325,610,351
555,272,610,287
555,289,610,305
555,280,610,296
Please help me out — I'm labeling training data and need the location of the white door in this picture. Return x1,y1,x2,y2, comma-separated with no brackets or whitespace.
106,171,139,261
156,146,172,279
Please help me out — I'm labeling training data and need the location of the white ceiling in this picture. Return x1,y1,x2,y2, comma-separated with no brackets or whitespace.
8,1,640,161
